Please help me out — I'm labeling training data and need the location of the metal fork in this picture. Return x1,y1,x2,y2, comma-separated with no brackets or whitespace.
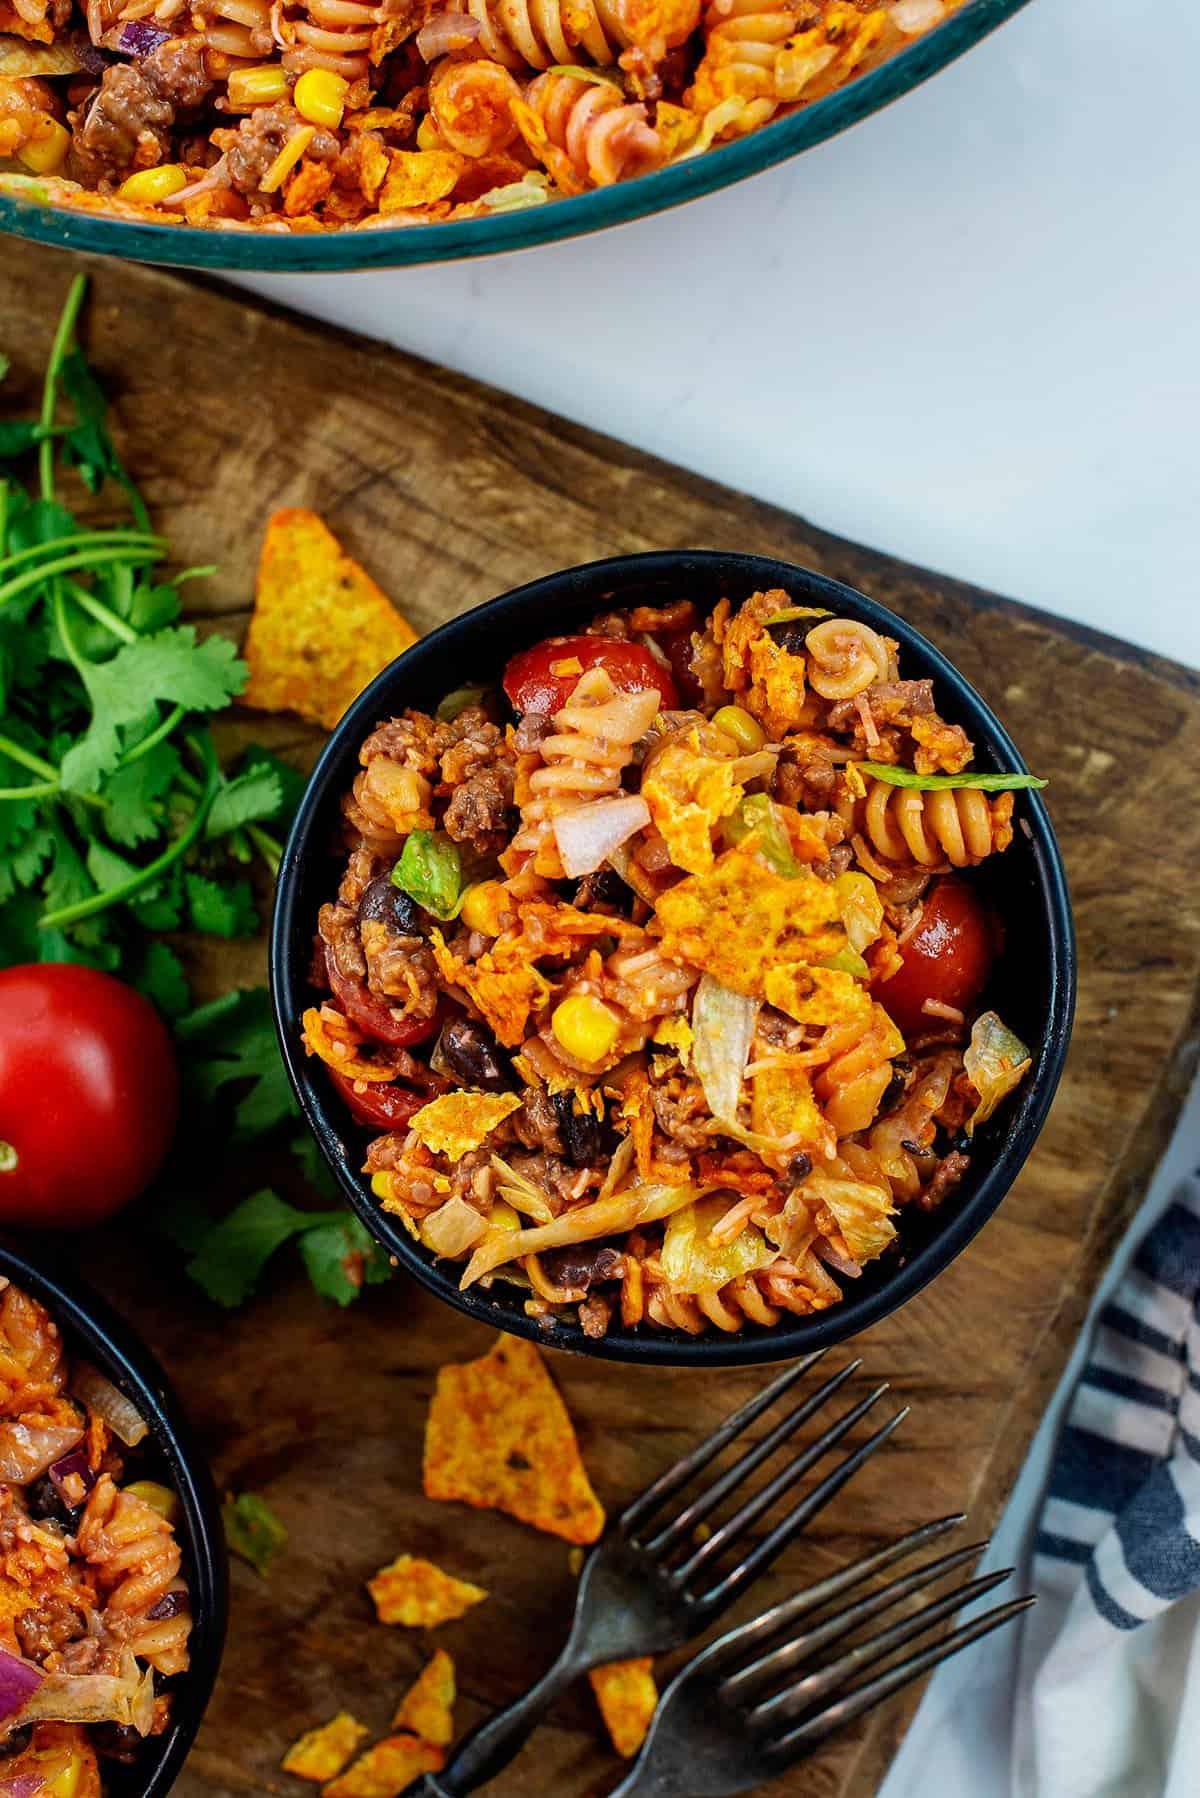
408,1350,906,1796
610,1517,1036,1797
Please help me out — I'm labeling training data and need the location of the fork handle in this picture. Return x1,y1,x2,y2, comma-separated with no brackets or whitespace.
404,1647,580,1796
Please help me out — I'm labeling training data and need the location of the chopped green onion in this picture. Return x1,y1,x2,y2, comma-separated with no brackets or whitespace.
859,763,1047,792
725,792,799,876
436,684,488,722
762,605,833,627
546,63,622,86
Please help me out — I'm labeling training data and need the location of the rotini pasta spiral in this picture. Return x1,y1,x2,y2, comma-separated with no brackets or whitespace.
805,615,892,700
519,70,665,189
0,1284,66,1416
428,56,522,154
273,0,381,75
686,0,884,133
632,1251,841,1333
76,1475,191,1676
811,1001,905,1135
454,0,697,71
508,666,661,876
195,0,273,58
844,777,1015,869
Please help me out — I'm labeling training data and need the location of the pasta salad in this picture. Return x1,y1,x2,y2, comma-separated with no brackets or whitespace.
302,588,1040,1339
0,1279,191,1789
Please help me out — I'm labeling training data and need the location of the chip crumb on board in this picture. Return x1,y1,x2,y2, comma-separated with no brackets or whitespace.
321,1733,444,1798
367,1554,487,1627
588,1658,658,1758
392,1648,456,1745
243,508,418,731
282,1713,369,1782
423,1334,606,1545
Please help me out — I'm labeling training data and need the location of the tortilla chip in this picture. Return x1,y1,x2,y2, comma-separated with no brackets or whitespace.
588,1659,657,1758
424,1336,605,1544
392,1649,456,1745
429,929,552,1049
322,1735,443,1798
367,1555,487,1628
409,1092,522,1161
642,733,747,874
284,158,334,217
654,843,855,1023
243,509,418,731
379,149,465,212
282,1713,368,1782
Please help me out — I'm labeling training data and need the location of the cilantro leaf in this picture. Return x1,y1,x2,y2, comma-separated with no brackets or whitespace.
206,764,284,839
176,987,299,1141
857,763,1048,792
223,1492,287,1579
59,627,246,792
0,422,39,458
299,1214,393,1307
184,872,258,939
133,941,190,1019
239,745,307,826
100,742,181,847
185,1189,313,1308
289,1128,341,1204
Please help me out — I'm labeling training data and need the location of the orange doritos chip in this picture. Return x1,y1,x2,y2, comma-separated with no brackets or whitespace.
284,158,335,217
243,509,419,731
282,1713,368,1782
367,1555,487,1628
379,149,465,212
322,1735,443,1798
588,1659,657,1758
392,1649,456,1745
423,1335,605,1545
409,1092,522,1161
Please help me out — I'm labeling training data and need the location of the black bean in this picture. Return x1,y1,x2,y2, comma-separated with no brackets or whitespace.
25,1475,78,1531
147,1589,187,1620
785,1152,813,1185
537,1243,624,1291
357,873,424,937
766,620,809,655
92,1725,144,1764
551,1092,619,1166
441,1017,514,1092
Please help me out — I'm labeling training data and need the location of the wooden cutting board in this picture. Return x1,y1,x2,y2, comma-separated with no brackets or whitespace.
3,239,1200,1798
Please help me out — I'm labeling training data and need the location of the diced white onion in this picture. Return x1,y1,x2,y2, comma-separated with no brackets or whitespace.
891,0,945,34
552,794,650,878
420,1196,488,1258
70,1363,148,1447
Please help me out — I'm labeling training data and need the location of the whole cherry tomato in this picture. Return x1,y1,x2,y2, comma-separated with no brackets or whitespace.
503,635,679,715
327,1068,425,1129
324,949,441,1048
877,877,996,1037
0,964,179,1228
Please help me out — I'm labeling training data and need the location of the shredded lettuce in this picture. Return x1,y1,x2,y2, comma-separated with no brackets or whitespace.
814,950,870,979
834,870,884,954
859,763,1047,792
660,1195,775,1293
963,1010,1032,1135
692,974,758,1125
461,1181,711,1289
392,830,463,920
802,1170,897,1264
16,1651,154,1736
725,793,799,875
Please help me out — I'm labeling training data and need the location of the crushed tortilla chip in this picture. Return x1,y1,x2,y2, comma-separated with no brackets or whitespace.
651,1017,693,1067
284,158,334,217
283,1713,368,1782
424,1335,605,1544
642,732,747,874
749,1063,833,1159
392,1649,456,1745
409,1092,522,1161
654,100,701,158
380,148,465,211
302,1004,396,1081
243,510,418,731
367,1555,487,1628
588,1659,657,1758
654,843,852,1022
429,929,552,1048
322,1734,443,1798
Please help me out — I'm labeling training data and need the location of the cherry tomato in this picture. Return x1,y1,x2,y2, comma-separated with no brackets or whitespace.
503,635,679,715
658,625,703,705
327,1068,425,1129
324,948,441,1048
877,877,995,1038
0,964,179,1228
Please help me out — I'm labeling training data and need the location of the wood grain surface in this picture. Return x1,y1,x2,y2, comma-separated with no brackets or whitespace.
4,239,1200,1798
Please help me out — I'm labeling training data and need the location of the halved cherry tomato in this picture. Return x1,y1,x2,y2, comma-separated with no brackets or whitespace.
877,877,995,1037
327,1068,426,1129
324,948,441,1048
502,635,678,715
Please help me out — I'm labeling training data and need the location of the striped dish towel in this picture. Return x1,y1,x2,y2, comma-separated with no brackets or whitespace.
1015,1169,1200,1797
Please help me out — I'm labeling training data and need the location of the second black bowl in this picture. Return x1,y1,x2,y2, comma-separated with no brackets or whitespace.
271,550,1075,1366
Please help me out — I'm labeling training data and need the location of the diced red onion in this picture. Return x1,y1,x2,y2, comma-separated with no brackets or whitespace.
552,794,650,879
70,1363,148,1448
415,10,480,58
0,1775,46,1798
116,19,171,55
0,1651,43,1724
818,1244,863,1280
49,1449,97,1510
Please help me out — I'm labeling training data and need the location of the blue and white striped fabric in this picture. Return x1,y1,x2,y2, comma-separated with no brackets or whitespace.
1020,1170,1200,1796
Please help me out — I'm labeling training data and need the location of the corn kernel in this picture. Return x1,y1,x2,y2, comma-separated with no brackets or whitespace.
459,879,508,936
226,64,291,109
117,163,188,205
38,1752,83,1798
125,1480,179,1522
17,119,70,175
293,67,348,129
370,1171,396,1201
712,704,766,752
551,993,620,1064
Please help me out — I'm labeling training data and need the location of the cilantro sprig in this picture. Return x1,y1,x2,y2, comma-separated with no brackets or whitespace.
0,275,294,1011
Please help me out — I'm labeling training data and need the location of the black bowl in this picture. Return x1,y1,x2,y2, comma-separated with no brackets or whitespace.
271,550,1075,1367
0,1244,227,1798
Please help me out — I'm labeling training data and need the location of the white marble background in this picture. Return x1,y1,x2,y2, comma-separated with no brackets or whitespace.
229,0,1200,669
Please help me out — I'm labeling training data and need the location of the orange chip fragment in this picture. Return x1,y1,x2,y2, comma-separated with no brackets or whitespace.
282,1713,368,1782
588,1659,657,1758
392,1649,456,1746
367,1554,487,1628
379,149,465,212
322,1734,443,1798
423,1335,605,1545
243,509,419,731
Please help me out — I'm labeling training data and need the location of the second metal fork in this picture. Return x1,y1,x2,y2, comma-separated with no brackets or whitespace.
410,1350,904,1795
